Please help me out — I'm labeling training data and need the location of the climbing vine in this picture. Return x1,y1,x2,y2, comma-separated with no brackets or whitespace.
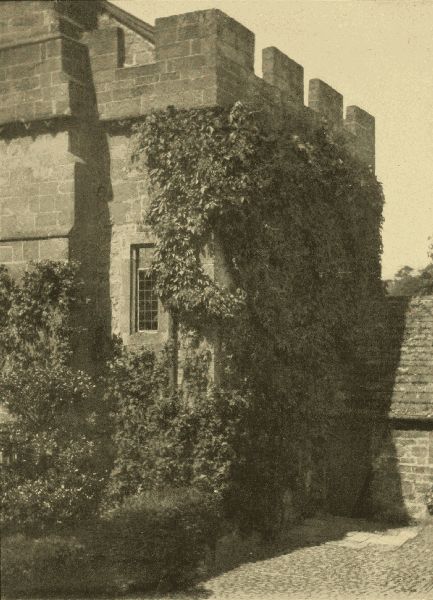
132,101,383,381
126,102,385,531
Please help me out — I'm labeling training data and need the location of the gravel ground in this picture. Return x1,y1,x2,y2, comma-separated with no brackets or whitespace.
152,516,433,600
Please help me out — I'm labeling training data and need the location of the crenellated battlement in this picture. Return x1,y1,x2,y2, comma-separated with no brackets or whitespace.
345,106,375,169
0,3,375,170
308,79,343,125
262,47,304,106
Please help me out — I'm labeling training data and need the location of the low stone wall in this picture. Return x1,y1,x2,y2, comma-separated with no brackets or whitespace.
372,422,433,522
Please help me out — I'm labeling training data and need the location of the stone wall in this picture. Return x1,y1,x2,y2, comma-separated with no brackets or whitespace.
1,3,372,164
1,1,377,343
79,7,375,171
0,1,95,125
0,2,385,517
291,295,433,523
372,424,433,522
0,0,379,513
104,130,170,349
2,1,431,527
7,2,431,538
0,0,95,286
97,2,155,67
0,130,74,275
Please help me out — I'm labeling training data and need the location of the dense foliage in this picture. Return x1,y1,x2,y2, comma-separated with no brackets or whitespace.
120,102,385,530
104,340,247,513
0,265,221,594
0,101,387,590
0,262,108,533
133,103,383,332
1,489,218,596
1,534,92,597
98,488,219,591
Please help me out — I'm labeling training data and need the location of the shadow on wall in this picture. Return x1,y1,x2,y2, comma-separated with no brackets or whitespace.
354,296,411,524
68,50,113,375
285,296,412,525
292,298,411,524
196,296,422,582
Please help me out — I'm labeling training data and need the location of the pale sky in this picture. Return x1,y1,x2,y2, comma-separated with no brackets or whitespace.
112,0,433,279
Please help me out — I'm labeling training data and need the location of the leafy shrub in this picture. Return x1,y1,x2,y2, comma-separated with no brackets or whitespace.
0,533,107,597
1,435,106,533
0,261,81,369
105,342,248,506
98,487,220,591
1,488,220,597
0,262,109,534
105,338,302,536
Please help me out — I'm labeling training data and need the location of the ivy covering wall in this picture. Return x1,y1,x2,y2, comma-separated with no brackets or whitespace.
0,102,386,540
108,102,386,532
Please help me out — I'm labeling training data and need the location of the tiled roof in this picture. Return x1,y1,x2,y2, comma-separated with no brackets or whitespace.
386,296,433,420
100,0,154,43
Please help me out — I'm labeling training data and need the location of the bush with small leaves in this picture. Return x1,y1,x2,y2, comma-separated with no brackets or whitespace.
98,487,221,592
0,533,106,597
0,262,108,534
104,342,248,510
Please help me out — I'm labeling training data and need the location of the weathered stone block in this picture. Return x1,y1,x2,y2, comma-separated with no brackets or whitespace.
1,43,41,67
23,240,40,261
35,212,58,229
39,197,56,213
10,241,24,262
262,46,303,105
155,9,254,72
0,245,13,262
47,39,63,58
90,53,119,72
101,97,140,119
155,40,191,61
0,215,17,237
87,28,123,58
309,78,343,125
39,237,68,260
6,63,35,81
345,105,375,169
91,68,114,84
160,72,179,82
177,24,201,41
115,62,162,81
166,54,206,73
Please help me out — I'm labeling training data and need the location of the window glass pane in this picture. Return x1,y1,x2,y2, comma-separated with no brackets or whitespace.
137,268,158,331
137,246,154,269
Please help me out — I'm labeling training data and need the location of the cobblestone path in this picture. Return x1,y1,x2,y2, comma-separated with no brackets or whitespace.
164,516,433,600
